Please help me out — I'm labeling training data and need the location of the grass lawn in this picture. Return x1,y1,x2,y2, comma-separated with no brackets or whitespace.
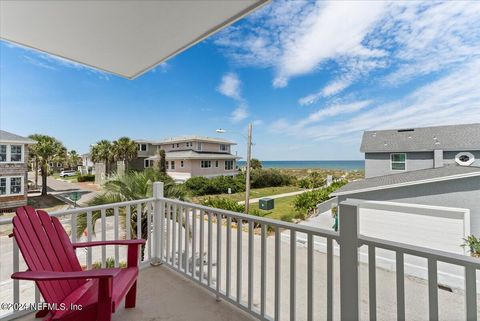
251,195,302,222
193,185,304,203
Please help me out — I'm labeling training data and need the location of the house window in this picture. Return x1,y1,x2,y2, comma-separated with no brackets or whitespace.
215,160,219,167
186,142,192,148
197,142,202,151
220,144,229,152
225,160,234,170
139,144,147,152
171,161,175,170
0,145,6,162
201,160,211,168
176,144,180,148
10,177,22,194
144,159,150,168
180,161,184,167
391,153,406,170
11,145,22,162
0,178,6,195
172,144,175,148
166,161,169,170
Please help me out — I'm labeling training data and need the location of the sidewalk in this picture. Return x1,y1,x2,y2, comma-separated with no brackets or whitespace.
238,187,320,205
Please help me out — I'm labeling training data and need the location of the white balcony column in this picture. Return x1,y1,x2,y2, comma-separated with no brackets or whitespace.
152,181,164,265
338,200,360,321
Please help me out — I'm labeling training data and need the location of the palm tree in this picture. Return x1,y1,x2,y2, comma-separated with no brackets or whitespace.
28,134,67,196
112,137,137,172
76,168,187,259
91,140,114,174
158,149,166,174
67,150,82,169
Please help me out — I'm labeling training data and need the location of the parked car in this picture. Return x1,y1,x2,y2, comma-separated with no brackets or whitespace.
59,170,77,178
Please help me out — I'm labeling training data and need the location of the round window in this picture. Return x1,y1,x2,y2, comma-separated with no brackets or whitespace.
455,152,475,166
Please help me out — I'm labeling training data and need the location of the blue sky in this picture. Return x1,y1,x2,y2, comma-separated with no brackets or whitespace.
1,1,480,160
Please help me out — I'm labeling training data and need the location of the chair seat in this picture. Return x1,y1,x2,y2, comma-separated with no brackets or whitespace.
51,267,139,320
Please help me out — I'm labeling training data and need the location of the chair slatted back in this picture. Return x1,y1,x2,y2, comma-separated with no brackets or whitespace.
12,206,86,304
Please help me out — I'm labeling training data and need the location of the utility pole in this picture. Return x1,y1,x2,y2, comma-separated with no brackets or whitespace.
245,123,253,214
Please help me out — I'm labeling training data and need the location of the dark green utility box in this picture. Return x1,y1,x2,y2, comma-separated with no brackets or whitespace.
259,198,274,210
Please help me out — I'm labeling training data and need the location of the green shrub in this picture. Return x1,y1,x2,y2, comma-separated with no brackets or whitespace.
298,172,326,188
92,257,126,269
185,175,245,196
293,180,348,215
202,197,245,213
250,169,294,188
77,174,95,182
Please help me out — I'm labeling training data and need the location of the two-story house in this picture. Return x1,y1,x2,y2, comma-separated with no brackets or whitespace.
130,136,240,181
330,123,480,260
0,130,36,211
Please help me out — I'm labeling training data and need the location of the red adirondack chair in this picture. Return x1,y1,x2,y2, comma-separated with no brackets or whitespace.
10,206,146,321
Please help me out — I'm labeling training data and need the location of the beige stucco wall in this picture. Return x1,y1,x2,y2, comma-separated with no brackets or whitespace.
165,159,237,177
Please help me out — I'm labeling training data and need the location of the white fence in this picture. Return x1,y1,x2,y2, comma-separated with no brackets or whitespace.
0,182,479,321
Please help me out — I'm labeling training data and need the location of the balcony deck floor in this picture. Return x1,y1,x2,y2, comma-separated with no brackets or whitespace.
14,265,256,321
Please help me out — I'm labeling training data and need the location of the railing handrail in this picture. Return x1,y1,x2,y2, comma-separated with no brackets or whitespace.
159,197,340,239
360,234,480,268
0,198,156,226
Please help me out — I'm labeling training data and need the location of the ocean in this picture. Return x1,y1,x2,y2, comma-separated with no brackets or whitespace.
237,160,364,171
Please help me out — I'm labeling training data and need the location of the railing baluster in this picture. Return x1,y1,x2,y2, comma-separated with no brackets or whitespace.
199,210,204,283
327,238,333,321
465,266,477,321
396,252,405,321
86,211,93,269
207,211,213,286
260,224,267,318
428,258,438,321
172,204,177,268
237,219,243,304
290,230,296,321
248,220,254,310
185,207,190,275
191,208,197,279
101,209,106,267
369,244,377,321
178,206,183,271
166,205,171,264
147,202,152,261
275,227,281,321
307,233,313,321
136,203,142,241
71,213,77,243
226,216,232,298
216,213,222,300
13,238,19,306
126,205,131,240
114,206,119,267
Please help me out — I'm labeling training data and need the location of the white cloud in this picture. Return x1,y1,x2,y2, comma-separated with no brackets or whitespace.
216,1,480,95
271,59,480,141
231,105,249,123
217,72,242,100
298,78,353,105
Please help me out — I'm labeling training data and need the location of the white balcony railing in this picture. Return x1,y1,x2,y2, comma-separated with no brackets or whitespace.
0,182,479,321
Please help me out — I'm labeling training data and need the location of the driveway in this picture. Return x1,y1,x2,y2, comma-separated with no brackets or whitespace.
28,173,99,206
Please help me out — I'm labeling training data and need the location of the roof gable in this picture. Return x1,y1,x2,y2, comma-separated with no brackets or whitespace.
0,130,36,144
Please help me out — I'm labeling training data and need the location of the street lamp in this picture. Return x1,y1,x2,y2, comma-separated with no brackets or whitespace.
216,123,253,214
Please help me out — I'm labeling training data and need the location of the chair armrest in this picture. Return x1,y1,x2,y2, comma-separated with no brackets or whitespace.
12,268,120,281
72,239,146,249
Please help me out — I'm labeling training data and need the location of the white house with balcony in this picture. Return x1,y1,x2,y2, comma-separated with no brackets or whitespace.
131,136,241,182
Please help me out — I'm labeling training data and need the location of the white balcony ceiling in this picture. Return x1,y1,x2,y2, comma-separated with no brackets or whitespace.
0,0,267,79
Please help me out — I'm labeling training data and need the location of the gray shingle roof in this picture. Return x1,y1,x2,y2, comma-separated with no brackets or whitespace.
146,150,241,160
332,165,480,196
0,130,36,144
360,123,480,152
136,136,236,145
